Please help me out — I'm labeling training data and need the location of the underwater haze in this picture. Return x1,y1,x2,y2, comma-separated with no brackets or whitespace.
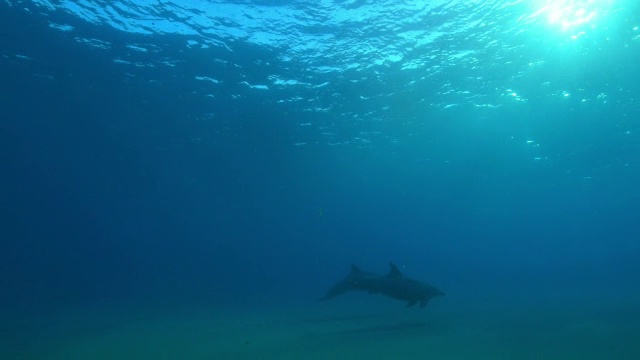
2,0,640,358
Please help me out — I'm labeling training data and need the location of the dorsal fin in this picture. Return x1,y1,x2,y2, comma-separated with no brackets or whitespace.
351,264,363,275
388,262,402,278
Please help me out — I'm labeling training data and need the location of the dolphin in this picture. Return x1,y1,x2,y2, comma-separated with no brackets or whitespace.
322,263,444,308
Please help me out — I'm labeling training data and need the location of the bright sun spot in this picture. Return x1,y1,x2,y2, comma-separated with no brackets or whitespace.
530,0,606,33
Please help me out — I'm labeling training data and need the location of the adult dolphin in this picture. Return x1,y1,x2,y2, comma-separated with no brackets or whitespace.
322,263,444,308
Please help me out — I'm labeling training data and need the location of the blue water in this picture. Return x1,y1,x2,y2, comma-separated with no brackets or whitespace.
2,0,640,358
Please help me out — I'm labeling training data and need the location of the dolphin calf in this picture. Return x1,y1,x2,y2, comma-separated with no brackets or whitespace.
322,263,444,308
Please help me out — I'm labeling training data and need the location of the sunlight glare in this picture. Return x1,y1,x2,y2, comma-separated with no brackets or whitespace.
529,0,613,34
545,1,597,30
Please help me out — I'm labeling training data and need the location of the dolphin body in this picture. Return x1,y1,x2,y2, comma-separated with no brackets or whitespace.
322,263,444,308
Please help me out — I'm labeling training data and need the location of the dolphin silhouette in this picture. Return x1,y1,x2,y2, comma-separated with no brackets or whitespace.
322,263,444,308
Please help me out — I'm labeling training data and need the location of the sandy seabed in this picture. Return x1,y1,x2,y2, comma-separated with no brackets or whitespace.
3,294,640,360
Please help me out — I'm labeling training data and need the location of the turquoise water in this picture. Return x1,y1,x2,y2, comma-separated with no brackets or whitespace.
2,1,640,358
